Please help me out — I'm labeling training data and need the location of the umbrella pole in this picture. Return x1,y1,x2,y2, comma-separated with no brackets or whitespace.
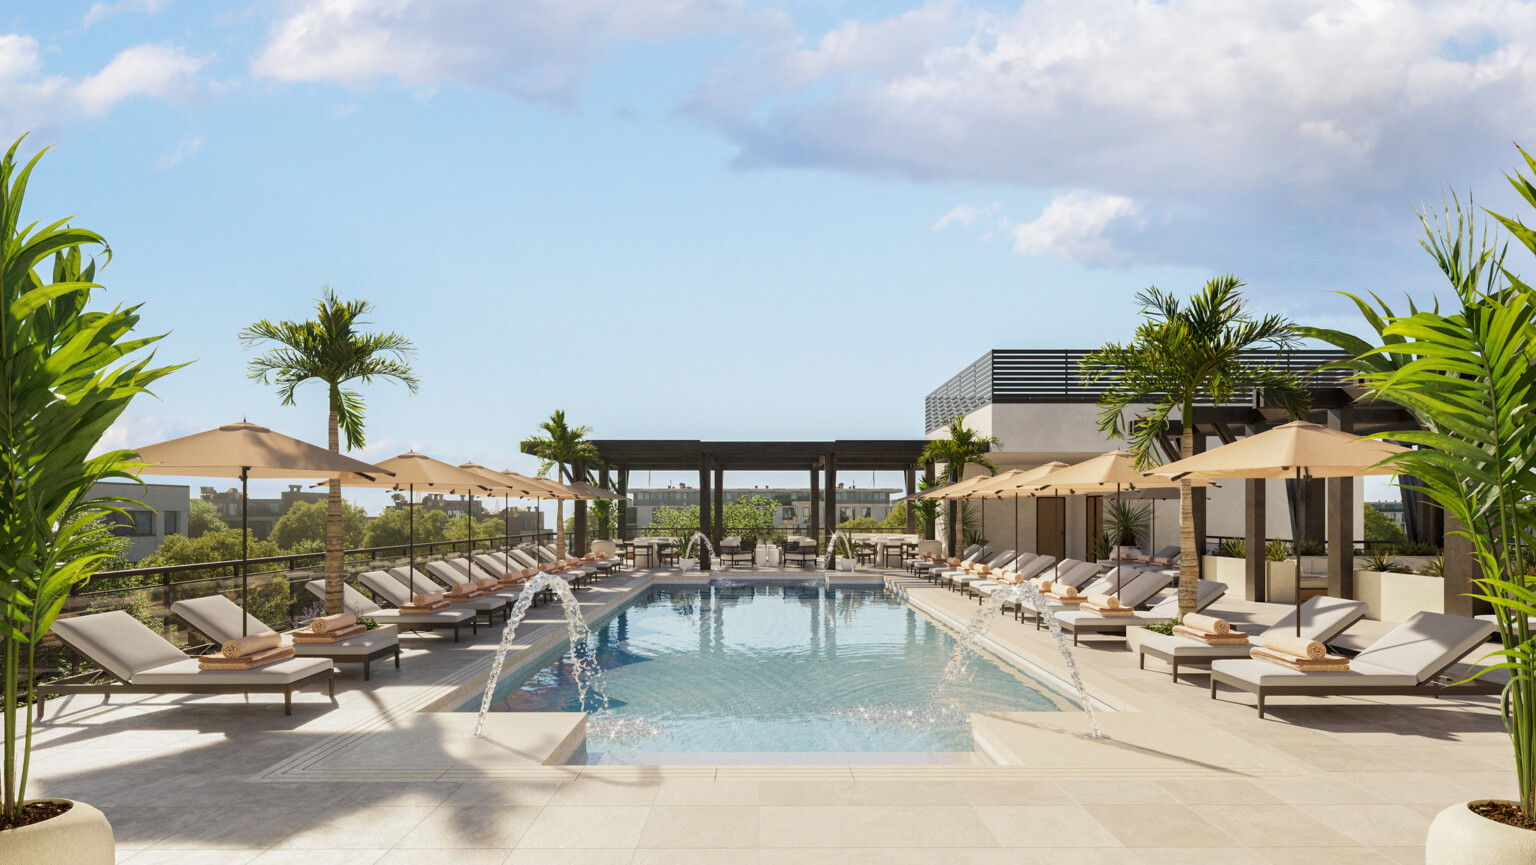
1115,483,1122,596
1296,467,1303,638
504,494,511,576
241,466,250,636
408,483,416,597
466,493,474,563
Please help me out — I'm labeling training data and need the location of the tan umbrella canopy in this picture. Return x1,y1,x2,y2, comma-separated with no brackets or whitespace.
919,473,999,500
332,452,496,596
958,462,1073,577
1151,421,1409,635
458,465,556,575
134,421,394,634
565,480,625,501
1147,420,1408,480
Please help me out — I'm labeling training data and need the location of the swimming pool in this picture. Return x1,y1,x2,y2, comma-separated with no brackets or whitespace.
462,583,1077,762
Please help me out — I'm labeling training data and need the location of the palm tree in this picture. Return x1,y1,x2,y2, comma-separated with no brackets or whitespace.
918,415,1000,556
241,289,418,614
1082,276,1307,616
521,410,603,557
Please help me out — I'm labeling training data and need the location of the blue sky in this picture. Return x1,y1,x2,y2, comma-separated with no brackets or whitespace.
8,0,1536,513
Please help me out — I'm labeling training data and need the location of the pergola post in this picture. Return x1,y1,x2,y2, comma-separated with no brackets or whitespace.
904,464,917,534
824,451,837,541
572,458,588,556
1326,407,1355,598
1443,514,1478,617
698,454,712,569
616,468,629,540
712,465,724,546
598,466,611,541
923,461,936,541
1244,477,1266,601
809,462,820,547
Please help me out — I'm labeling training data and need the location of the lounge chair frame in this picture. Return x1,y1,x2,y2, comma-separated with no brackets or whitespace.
36,664,334,719
171,608,399,683
1209,658,1502,718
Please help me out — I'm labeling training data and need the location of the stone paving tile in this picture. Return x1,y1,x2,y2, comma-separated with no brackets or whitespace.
1083,804,1237,848
118,849,264,864
1252,847,1402,865
971,804,1121,847
759,849,1026,865
760,805,1000,848
376,849,513,864
503,850,634,865
516,806,651,848
1189,805,1357,848
273,805,437,849
632,849,759,865
957,778,1068,805
1154,779,1282,805
1130,848,1268,865
1293,803,1434,847
637,805,759,848
396,805,542,849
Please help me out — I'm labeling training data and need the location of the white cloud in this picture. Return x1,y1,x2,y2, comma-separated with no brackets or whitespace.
933,202,997,231
1004,192,1143,266
155,135,203,169
251,0,757,103
84,0,175,27
688,0,1536,278
0,35,210,137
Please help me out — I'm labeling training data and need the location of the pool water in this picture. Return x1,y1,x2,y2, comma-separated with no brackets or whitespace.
463,584,1076,760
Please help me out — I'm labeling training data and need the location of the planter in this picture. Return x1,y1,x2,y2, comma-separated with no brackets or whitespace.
1427,800,1536,865
838,559,856,572
0,799,114,865
678,558,697,572
1202,556,1249,601
1353,569,1446,621
1125,625,1154,654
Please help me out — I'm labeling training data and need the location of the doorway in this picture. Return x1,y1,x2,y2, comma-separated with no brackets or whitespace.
1036,497,1066,560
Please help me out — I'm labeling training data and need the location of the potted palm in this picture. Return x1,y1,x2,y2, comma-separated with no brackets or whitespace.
0,138,179,863
919,416,999,556
1317,178,1536,859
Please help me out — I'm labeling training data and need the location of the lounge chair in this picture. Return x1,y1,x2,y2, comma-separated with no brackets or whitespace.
719,536,754,568
1056,579,1228,645
172,594,400,681
944,550,1017,592
784,540,821,569
914,544,986,579
421,562,525,610
40,611,333,717
1209,611,1500,718
307,579,475,642
969,555,1056,600
1138,595,1368,682
381,567,508,626
904,540,951,573
1027,567,1170,625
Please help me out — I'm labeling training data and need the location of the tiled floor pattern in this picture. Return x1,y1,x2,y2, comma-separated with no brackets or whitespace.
25,568,1513,863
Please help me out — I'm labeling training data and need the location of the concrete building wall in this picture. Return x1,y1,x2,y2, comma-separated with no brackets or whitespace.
91,480,190,563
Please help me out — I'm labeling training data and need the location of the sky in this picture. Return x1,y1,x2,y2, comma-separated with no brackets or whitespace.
8,0,1536,515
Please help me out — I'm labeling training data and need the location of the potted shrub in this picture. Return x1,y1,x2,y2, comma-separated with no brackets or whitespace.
836,536,858,572
0,138,179,863
1312,177,1536,859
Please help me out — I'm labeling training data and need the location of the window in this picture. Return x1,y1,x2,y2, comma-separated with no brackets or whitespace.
113,510,153,537
800,507,809,517
863,508,872,518
163,510,180,535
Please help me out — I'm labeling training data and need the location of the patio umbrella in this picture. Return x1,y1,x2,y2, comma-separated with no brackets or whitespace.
331,452,494,598
459,464,558,577
497,470,578,560
133,421,394,634
1022,451,1206,593
1149,420,1408,635
963,462,1071,577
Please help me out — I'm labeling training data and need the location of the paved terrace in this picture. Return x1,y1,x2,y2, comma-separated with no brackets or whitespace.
30,567,1513,864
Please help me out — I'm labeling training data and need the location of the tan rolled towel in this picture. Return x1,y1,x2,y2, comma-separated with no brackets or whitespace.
291,624,367,644
1250,646,1350,672
200,645,294,670
475,577,498,590
310,612,357,634
1085,593,1120,610
1152,557,1175,567
1182,613,1230,635
1263,633,1326,660
412,590,445,607
1036,580,1052,594
1059,585,1079,598
521,567,540,578
221,631,283,659
399,600,450,613
1173,624,1250,645
1083,603,1135,616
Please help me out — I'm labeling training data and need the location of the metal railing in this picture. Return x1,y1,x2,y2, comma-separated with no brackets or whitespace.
925,348,1356,432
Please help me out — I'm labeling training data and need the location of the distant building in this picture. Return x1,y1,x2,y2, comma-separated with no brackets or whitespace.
90,481,191,563
391,493,490,519
628,485,899,532
201,484,328,541
1369,500,1406,530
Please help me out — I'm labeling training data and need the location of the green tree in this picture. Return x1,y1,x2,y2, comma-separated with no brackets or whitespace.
241,289,418,614
1362,504,1406,543
722,494,779,546
0,138,182,822
141,530,282,582
918,415,999,557
271,499,366,551
363,506,452,549
187,498,228,538
1082,277,1308,616
521,410,602,557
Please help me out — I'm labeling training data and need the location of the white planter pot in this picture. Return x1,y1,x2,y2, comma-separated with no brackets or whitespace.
0,799,114,865
678,558,697,572
838,559,856,572
1427,800,1536,865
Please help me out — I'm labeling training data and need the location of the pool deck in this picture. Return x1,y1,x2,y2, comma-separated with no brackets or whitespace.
31,567,1514,863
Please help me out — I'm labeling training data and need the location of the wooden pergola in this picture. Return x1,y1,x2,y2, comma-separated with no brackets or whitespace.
538,440,932,558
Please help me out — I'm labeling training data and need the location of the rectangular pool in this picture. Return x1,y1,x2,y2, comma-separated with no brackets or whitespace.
460,583,1078,763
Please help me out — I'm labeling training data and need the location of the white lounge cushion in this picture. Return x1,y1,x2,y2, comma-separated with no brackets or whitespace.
1139,633,1254,661
304,580,383,616
1210,657,1417,688
1353,611,1496,682
172,595,269,644
424,562,470,586
131,657,331,686
369,608,475,626
1144,580,1228,618
50,611,188,681
291,632,397,658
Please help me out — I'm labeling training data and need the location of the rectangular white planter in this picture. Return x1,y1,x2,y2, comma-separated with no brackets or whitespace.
1353,569,1445,621
1201,556,1250,601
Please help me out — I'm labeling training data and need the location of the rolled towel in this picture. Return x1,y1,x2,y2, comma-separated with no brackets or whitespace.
200,645,294,670
1251,646,1349,672
221,631,282,659
412,590,445,607
521,567,539,578
449,583,479,597
1263,633,1326,661
475,577,499,590
1151,556,1175,567
975,564,990,575
1173,624,1249,645
1036,580,1053,594
1182,613,1230,635
1085,593,1120,610
1059,585,1079,598
310,612,357,634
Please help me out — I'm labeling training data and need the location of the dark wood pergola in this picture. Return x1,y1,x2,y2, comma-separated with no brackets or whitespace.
526,439,932,560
